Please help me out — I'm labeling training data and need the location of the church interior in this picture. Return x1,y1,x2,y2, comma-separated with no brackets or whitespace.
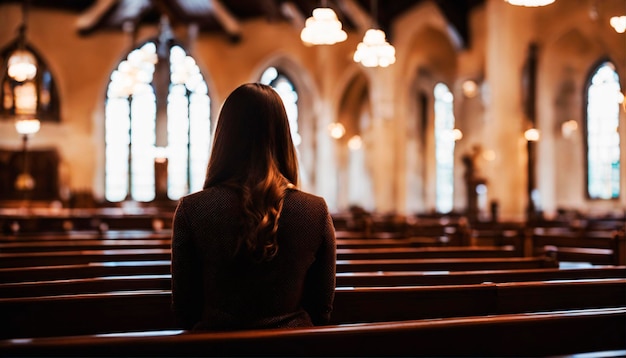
0,0,625,356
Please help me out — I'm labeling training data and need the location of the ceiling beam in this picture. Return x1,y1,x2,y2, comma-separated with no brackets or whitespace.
338,0,372,33
209,0,242,42
75,0,118,34
280,1,305,30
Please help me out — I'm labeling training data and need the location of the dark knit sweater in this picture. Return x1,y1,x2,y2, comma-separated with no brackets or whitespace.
171,186,336,331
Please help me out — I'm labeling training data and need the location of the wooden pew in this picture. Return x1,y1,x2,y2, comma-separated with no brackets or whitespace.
1,266,624,298
1,240,516,259
0,274,172,298
336,238,413,249
0,254,559,284
337,266,626,287
0,249,173,268
336,246,518,260
2,235,450,251
529,229,625,265
0,239,172,253
331,279,626,324
0,230,172,243
0,261,172,284
2,279,624,339
0,245,554,270
468,222,525,254
335,256,558,272
1,308,624,357
0,208,174,234
6,307,626,357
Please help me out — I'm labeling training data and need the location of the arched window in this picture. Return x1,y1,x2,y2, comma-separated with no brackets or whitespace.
1,43,60,123
105,41,210,202
434,82,456,213
586,62,621,199
259,67,301,146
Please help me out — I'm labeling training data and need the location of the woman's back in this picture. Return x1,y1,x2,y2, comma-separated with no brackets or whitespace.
171,185,336,330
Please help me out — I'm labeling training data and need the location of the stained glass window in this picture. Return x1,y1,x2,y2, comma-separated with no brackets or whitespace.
586,62,621,199
434,83,456,213
105,42,210,202
260,67,301,146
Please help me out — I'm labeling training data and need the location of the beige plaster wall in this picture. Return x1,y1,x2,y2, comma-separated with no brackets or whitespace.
1,0,624,218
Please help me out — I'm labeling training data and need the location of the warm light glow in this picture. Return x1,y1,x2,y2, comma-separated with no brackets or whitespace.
561,120,578,138
14,82,37,115
328,122,346,139
482,150,497,161
15,173,35,191
504,0,556,7
610,16,626,33
300,8,347,46
524,128,540,141
462,80,479,98
348,135,362,150
353,29,396,68
452,128,463,141
7,49,37,82
14,118,40,135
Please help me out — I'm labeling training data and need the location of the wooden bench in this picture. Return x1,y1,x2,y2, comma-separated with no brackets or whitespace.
336,246,518,260
0,246,555,270
0,208,174,234
0,254,559,284
331,279,626,324
0,261,172,284
469,225,525,253
1,308,624,356
336,238,413,249
0,230,172,243
1,241,515,258
335,255,558,272
2,279,624,339
0,274,172,298
0,239,172,253
529,229,625,265
0,249,173,268
337,266,626,287
2,266,624,298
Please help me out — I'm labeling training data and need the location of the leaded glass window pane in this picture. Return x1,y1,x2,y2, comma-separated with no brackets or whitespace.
587,62,621,199
434,83,456,213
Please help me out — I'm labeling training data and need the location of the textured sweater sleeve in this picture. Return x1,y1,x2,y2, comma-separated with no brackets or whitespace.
171,198,203,329
302,201,336,325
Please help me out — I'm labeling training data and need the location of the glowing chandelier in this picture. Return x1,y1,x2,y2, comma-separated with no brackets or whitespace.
300,4,347,46
504,0,556,7
610,16,626,33
353,0,396,68
354,29,396,67
7,1,38,82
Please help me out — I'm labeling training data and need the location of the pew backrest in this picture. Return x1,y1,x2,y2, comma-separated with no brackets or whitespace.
2,279,624,339
2,266,624,298
1,307,624,357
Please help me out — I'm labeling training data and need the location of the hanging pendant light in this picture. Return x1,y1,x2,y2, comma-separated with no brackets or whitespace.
504,0,556,7
300,1,347,46
354,28,396,67
7,1,38,82
8,48,37,82
353,0,396,68
610,16,626,33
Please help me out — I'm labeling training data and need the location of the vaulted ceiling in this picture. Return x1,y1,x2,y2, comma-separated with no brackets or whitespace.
0,0,485,48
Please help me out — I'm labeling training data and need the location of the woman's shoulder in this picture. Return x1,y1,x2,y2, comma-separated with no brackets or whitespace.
178,186,237,208
285,188,329,212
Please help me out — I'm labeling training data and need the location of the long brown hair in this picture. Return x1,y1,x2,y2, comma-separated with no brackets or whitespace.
204,83,299,262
